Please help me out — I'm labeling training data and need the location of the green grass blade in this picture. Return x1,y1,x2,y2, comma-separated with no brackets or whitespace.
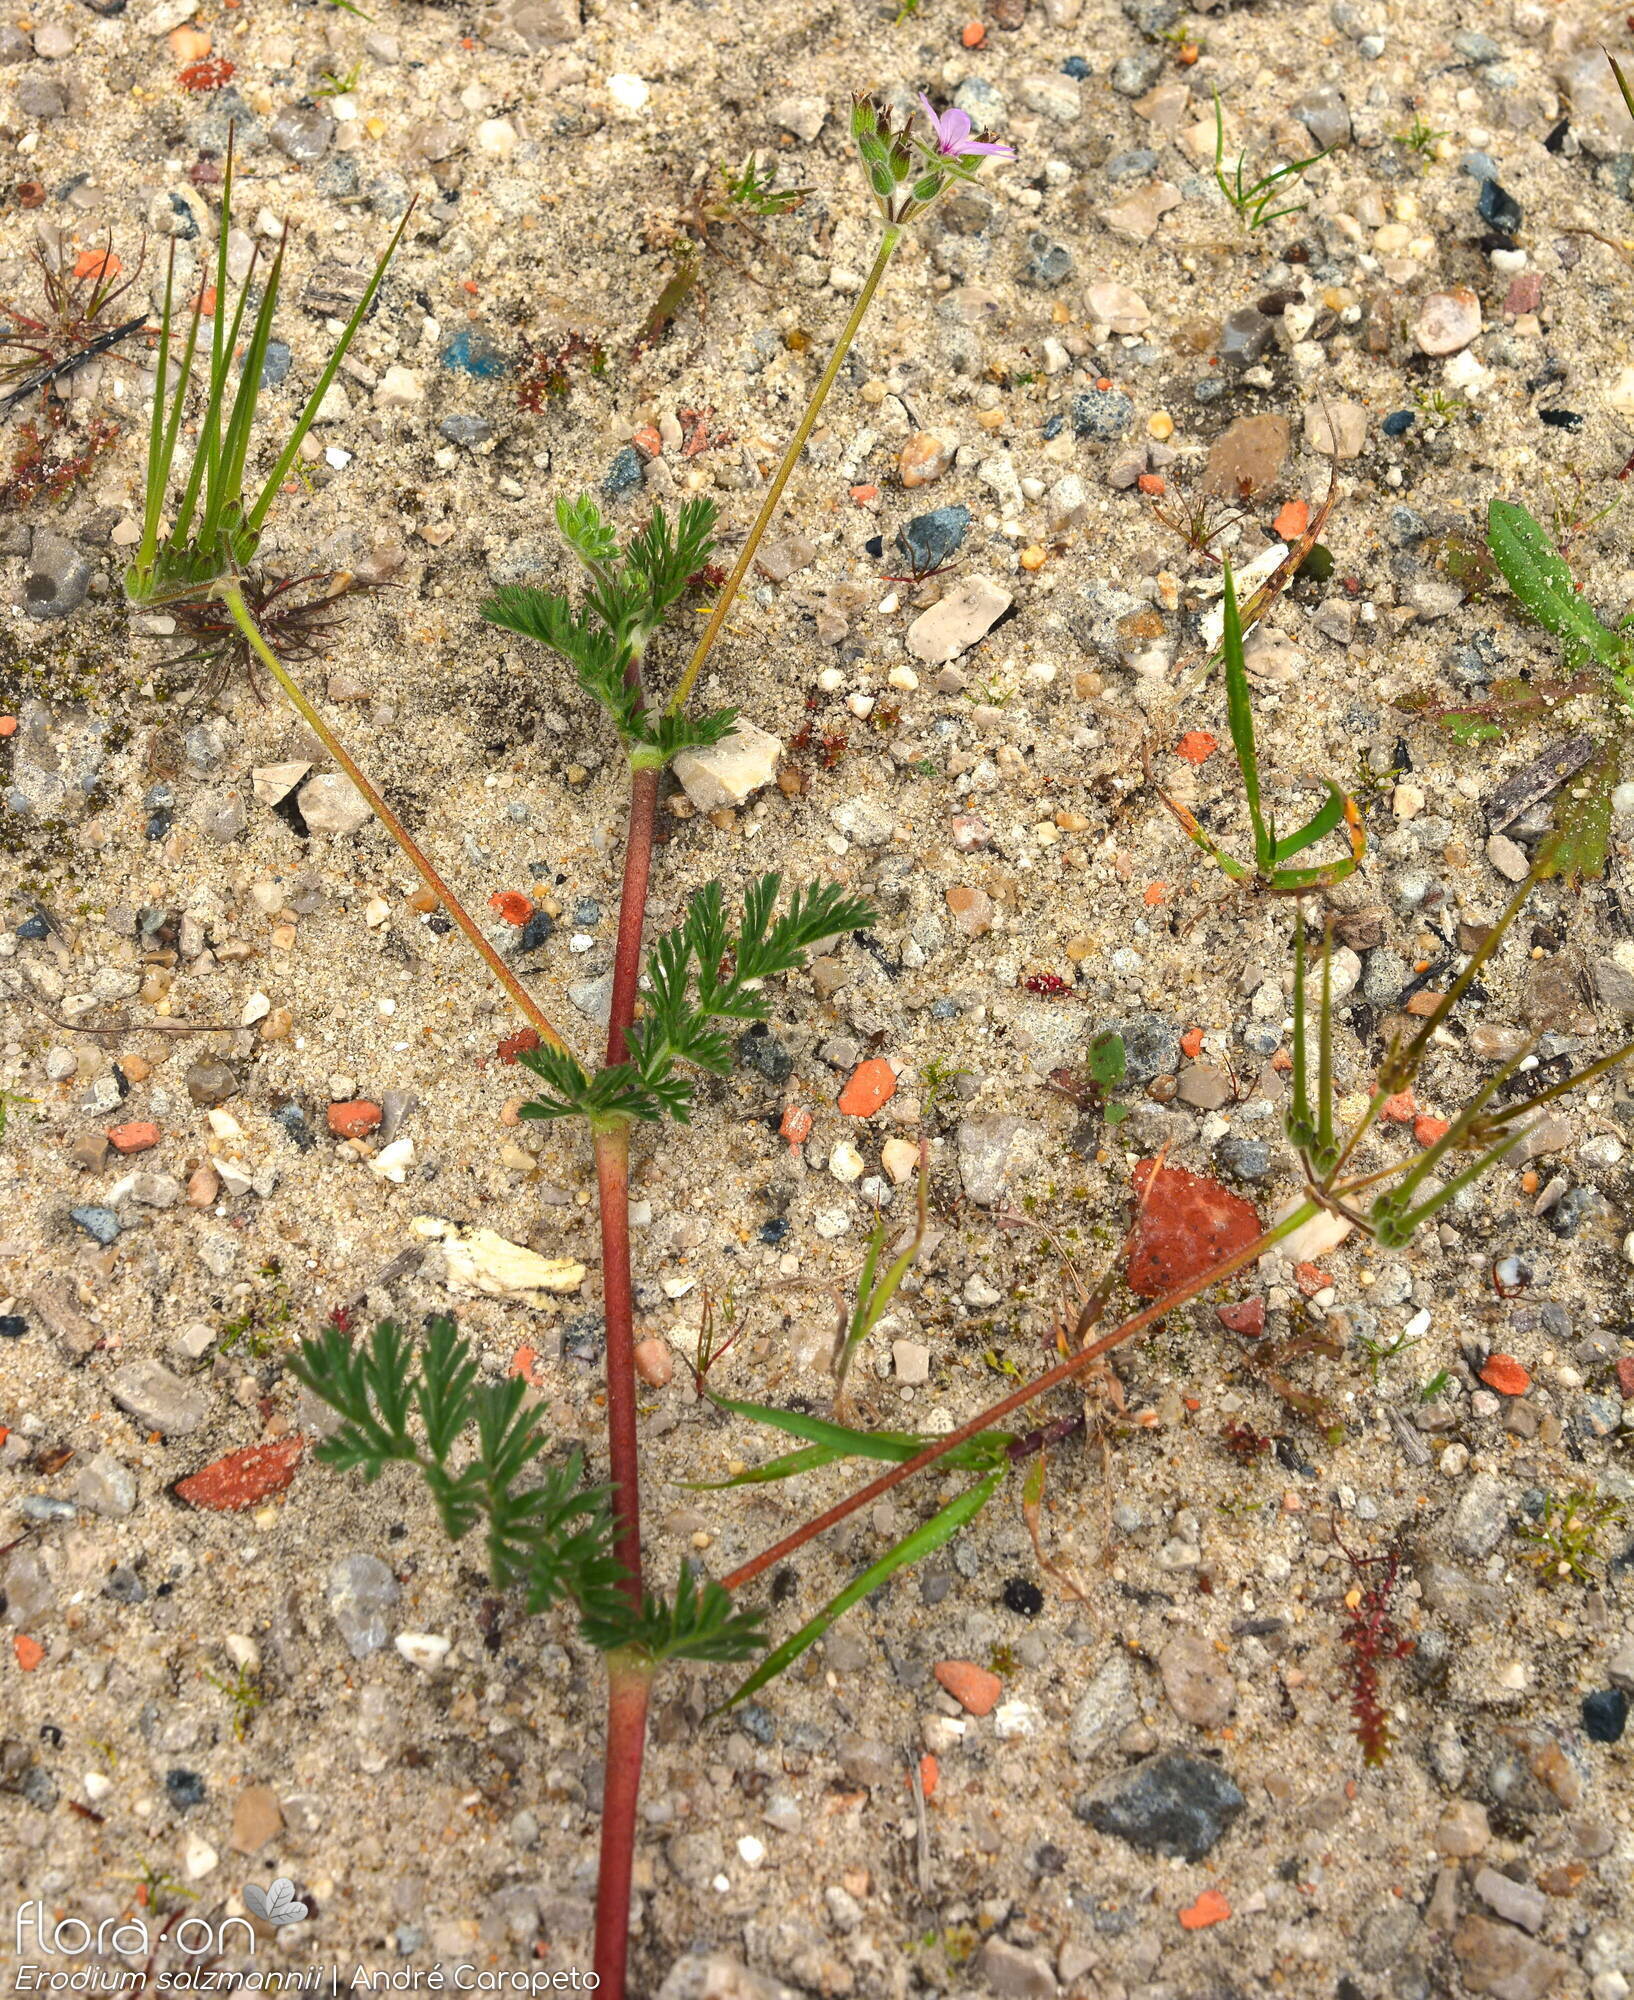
1220,561,1271,867
1289,919,1311,1136
718,1469,1005,1709
1317,919,1334,1156
248,205,413,535
137,244,179,578
708,1392,1012,1472
1271,784,1346,863
680,1443,842,1490
150,269,210,568
196,240,271,553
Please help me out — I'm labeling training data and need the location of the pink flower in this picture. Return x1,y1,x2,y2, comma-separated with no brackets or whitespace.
918,94,1016,160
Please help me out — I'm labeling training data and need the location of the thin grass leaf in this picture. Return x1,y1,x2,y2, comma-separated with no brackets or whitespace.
719,1469,1005,1709
681,1443,845,1490
708,1392,1014,1472
248,204,413,534
1220,561,1271,867
1271,783,1347,864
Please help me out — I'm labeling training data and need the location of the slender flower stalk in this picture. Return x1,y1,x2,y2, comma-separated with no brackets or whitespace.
667,224,902,716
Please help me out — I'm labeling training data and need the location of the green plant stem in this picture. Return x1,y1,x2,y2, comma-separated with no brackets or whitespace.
592,1653,653,2000
218,583,568,1051
668,223,903,716
720,1198,1321,1595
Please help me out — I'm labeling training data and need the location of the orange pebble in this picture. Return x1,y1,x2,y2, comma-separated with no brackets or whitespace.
849,483,879,504
327,1101,382,1139
933,1660,1002,1716
633,1338,674,1388
106,1121,160,1154
1479,1353,1531,1397
1380,1089,1417,1125
838,1057,897,1118
1142,881,1169,906
73,248,121,282
1176,730,1217,766
1179,1890,1231,1931
1180,1027,1205,1058
1273,499,1309,539
1414,1115,1450,1146
488,890,534,926
0,716,17,737
918,1753,939,1799
14,1635,44,1672
961,18,986,44
1137,472,1167,495
167,23,211,60
779,1104,813,1154
508,1344,547,1388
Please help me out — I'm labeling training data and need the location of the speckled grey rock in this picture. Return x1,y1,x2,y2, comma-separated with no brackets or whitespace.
1074,1750,1245,1860
108,1359,210,1436
23,532,92,620
326,1553,399,1659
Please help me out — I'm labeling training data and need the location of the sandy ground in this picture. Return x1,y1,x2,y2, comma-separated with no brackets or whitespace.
3,0,1634,1993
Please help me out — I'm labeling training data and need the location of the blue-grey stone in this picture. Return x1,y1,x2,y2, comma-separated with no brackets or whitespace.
1381,409,1414,437
1020,233,1073,287
738,1024,794,1084
1461,150,1501,183
603,446,644,499
1074,1751,1245,1859
103,1566,148,1604
1219,307,1276,370
1111,49,1164,96
166,1769,207,1811
365,173,413,220
1109,1015,1179,1084
1583,1689,1628,1743
515,910,555,953
952,77,1006,133
439,328,512,379
439,413,493,448
70,1205,121,1246
1217,1137,1271,1182
1477,179,1521,233
259,340,292,388
1105,148,1160,182
898,505,971,572
1453,28,1503,62
18,1496,77,1523
1072,387,1134,441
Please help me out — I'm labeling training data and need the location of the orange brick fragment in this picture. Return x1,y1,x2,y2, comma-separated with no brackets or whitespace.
1273,499,1309,539
74,248,121,281
961,18,986,44
1137,472,1167,495
488,890,533,925
779,1104,813,1154
1294,1261,1332,1298
509,1345,548,1388
838,1058,897,1118
1180,1027,1205,1058
328,1101,382,1138
14,1635,44,1671
1176,731,1217,766
1142,882,1170,906
933,1660,1002,1716
107,1122,160,1154
1380,1090,1417,1125
174,1436,304,1512
1180,1890,1231,1931
0,717,17,737
1479,1353,1531,1397
918,1754,939,1800
849,483,879,505
1414,1115,1450,1146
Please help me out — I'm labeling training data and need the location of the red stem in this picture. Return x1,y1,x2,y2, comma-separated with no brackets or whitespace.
593,1657,653,2000
719,1201,1316,1595
606,766,658,1065
593,1123,643,1596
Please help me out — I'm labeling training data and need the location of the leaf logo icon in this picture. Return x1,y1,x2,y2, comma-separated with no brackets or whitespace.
243,1878,309,1927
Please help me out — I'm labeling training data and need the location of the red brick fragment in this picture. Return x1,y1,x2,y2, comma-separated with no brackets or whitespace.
175,1436,304,1511
1217,1297,1265,1338
107,1122,160,1154
327,1101,382,1138
1128,1161,1262,1301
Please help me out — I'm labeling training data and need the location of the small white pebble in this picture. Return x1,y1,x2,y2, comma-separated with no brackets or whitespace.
395,1632,452,1669
1440,1442,1470,1478
736,1835,766,1867
817,666,844,692
241,992,271,1027
370,1137,415,1183
607,72,651,113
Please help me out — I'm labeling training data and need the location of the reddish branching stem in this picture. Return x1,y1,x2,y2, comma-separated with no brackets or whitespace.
1337,1537,1413,1767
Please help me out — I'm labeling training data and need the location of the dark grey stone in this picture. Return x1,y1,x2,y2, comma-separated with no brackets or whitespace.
1073,1751,1245,1860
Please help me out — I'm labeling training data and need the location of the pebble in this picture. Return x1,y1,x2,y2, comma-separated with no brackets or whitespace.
1068,1649,1138,1763
975,1937,1058,1998
933,1660,1002,1715
395,1632,452,1670
1415,288,1483,355
1452,1917,1566,1999
1202,414,1289,497
1073,1750,1245,1860
1071,387,1135,441
673,721,783,809
298,771,372,837
23,532,93,622
899,432,953,487
897,506,970,573
1085,282,1150,332
906,577,1013,663
175,1437,304,1511
1158,1633,1236,1727
72,1453,137,1518
231,1785,283,1856
109,1359,211,1435
1486,833,1531,882
1435,1800,1490,1857
326,1553,400,1659
956,1115,1042,1205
